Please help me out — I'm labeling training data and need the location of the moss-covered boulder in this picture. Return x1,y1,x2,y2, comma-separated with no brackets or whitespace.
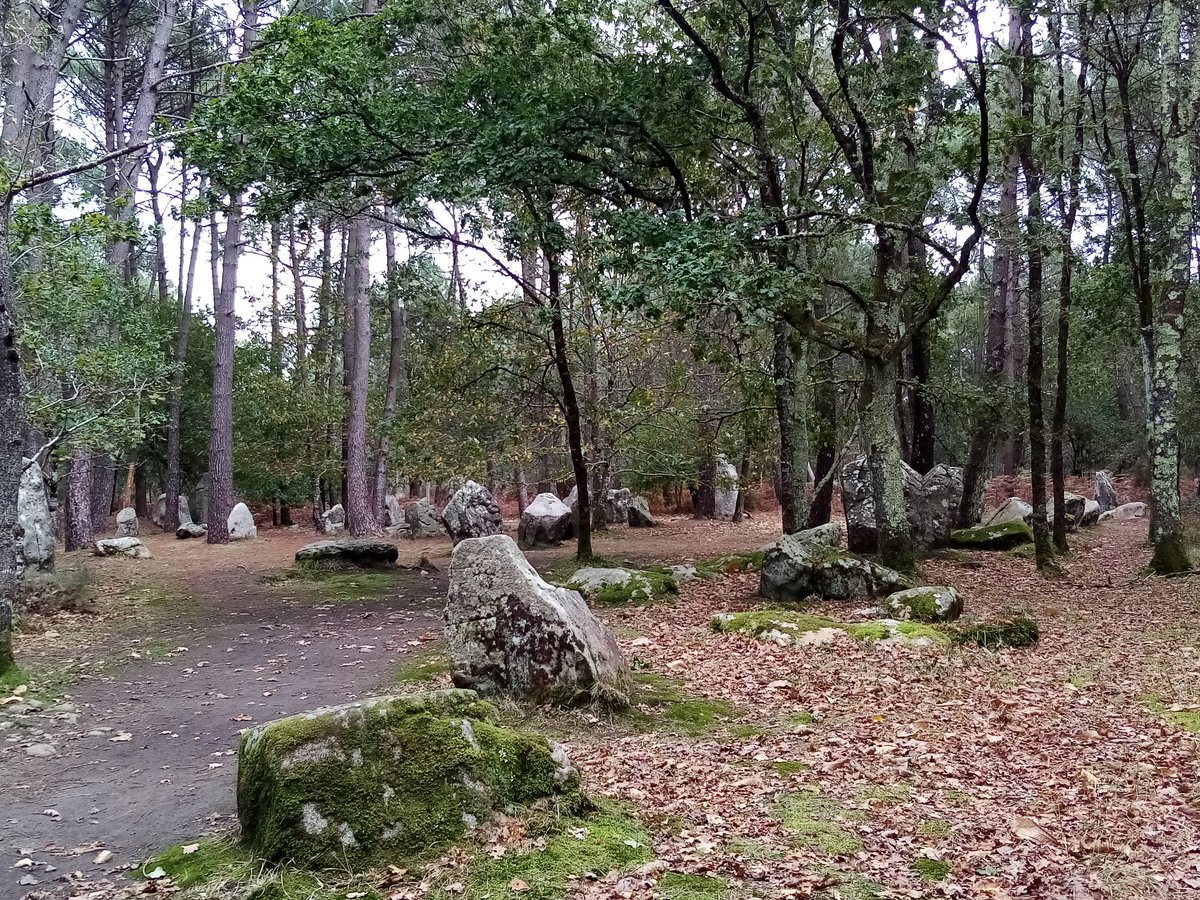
759,524,911,603
949,520,1034,550
712,610,949,647
446,535,629,704
883,586,963,623
237,689,579,868
566,566,677,604
294,539,398,571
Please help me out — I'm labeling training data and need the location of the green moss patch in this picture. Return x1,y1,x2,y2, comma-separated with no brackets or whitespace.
768,760,809,776
950,521,1034,550
858,782,912,805
951,617,1039,649
264,568,402,601
626,673,740,736
916,819,951,837
911,858,951,882
566,568,678,606
140,836,252,888
395,645,450,685
774,789,863,855
813,873,884,900
696,550,764,577
1146,696,1200,732
428,806,652,900
656,872,727,900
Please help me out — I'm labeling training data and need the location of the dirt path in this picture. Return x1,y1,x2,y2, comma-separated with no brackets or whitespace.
2,516,780,899
2,530,448,900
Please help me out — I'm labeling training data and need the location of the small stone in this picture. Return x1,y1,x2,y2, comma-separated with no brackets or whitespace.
93,537,151,559
24,743,57,758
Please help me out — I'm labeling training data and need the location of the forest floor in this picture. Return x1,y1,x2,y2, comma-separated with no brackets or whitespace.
3,511,1199,900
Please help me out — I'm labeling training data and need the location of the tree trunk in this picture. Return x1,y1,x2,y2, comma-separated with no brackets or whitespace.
65,450,94,551
1017,4,1054,572
860,353,913,572
1146,0,1192,573
515,460,529,515
773,318,809,533
90,453,114,525
0,209,23,673
165,173,204,531
371,209,406,517
908,323,935,474
545,241,591,559
343,215,379,536
806,339,837,529
207,198,240,544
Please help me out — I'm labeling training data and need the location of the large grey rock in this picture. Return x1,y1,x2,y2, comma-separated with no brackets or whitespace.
1098,501,1146,523
403,498,443,539
192,481,209,525
627,495,656,528
760,522,910,603
566,566,676,604
321,503,346,535
176,522,208,539
841,456,963,551
115,507,139,538
1079,498,1101,528
153,493,192,528
442,481,502,542
295,539,398,570
983,497,1033,527
17,458,54,574
1094,470,1118,512
603,488,631,524
236,690,578,867
93,537,151,559
713,457,739,519
1047,491,1088,529
445,534,629,703
518,492,573,549
228,502,257,540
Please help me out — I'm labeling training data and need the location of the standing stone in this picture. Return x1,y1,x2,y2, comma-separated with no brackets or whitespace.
713,457,739,519
192,478,209,525
441,481,502,542
445,535,629,703
1047,491,1088,529
518,493,573,549
841,455,963,550
228,502,257,540
603,487,631,524
321,503,346,535
1094,470,1118,512
115,507,139,538
403,498,443,539
840,455,876,552
17,458,54,574
385,495,405,528
153,493,192,528
627,496,656,528
1079,499,1101,528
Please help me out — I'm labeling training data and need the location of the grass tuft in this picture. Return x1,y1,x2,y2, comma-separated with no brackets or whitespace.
774,789,863,855
655,873,726,900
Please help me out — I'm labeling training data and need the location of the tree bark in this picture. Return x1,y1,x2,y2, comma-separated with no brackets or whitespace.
908,323,935,474
861,352,913,571
773,318,809,533
1017,4,1054,572
0,208,23,673
343,214,379,536
371,208,406,518
65,450,94,551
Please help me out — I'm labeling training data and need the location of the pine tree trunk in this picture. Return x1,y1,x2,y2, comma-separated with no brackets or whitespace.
343,215,379,536
207,199,240,544
65,450,94,551
1018,4,1054,572
371,209,406,518
515,460,529,515
773,318,809,533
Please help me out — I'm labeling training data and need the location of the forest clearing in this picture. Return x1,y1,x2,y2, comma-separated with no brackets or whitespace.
4,0,1200,899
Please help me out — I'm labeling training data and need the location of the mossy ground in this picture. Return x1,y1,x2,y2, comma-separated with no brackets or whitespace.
695,550,764,577
655,872,727,900
773,789,864,855
1146,695,1200,732
625,672,740,735
916,819,951,837
951,617,1039,649
394,644,450,685
911,858,951,881
712,610,950,646
263,568,401,601
426,806,652,900
141,837,254,888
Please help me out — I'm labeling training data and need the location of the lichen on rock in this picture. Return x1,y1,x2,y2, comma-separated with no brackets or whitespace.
236,689,581,868
882,586,963,623
949,520,1034,550
566,567,677,605
759,524,911,603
